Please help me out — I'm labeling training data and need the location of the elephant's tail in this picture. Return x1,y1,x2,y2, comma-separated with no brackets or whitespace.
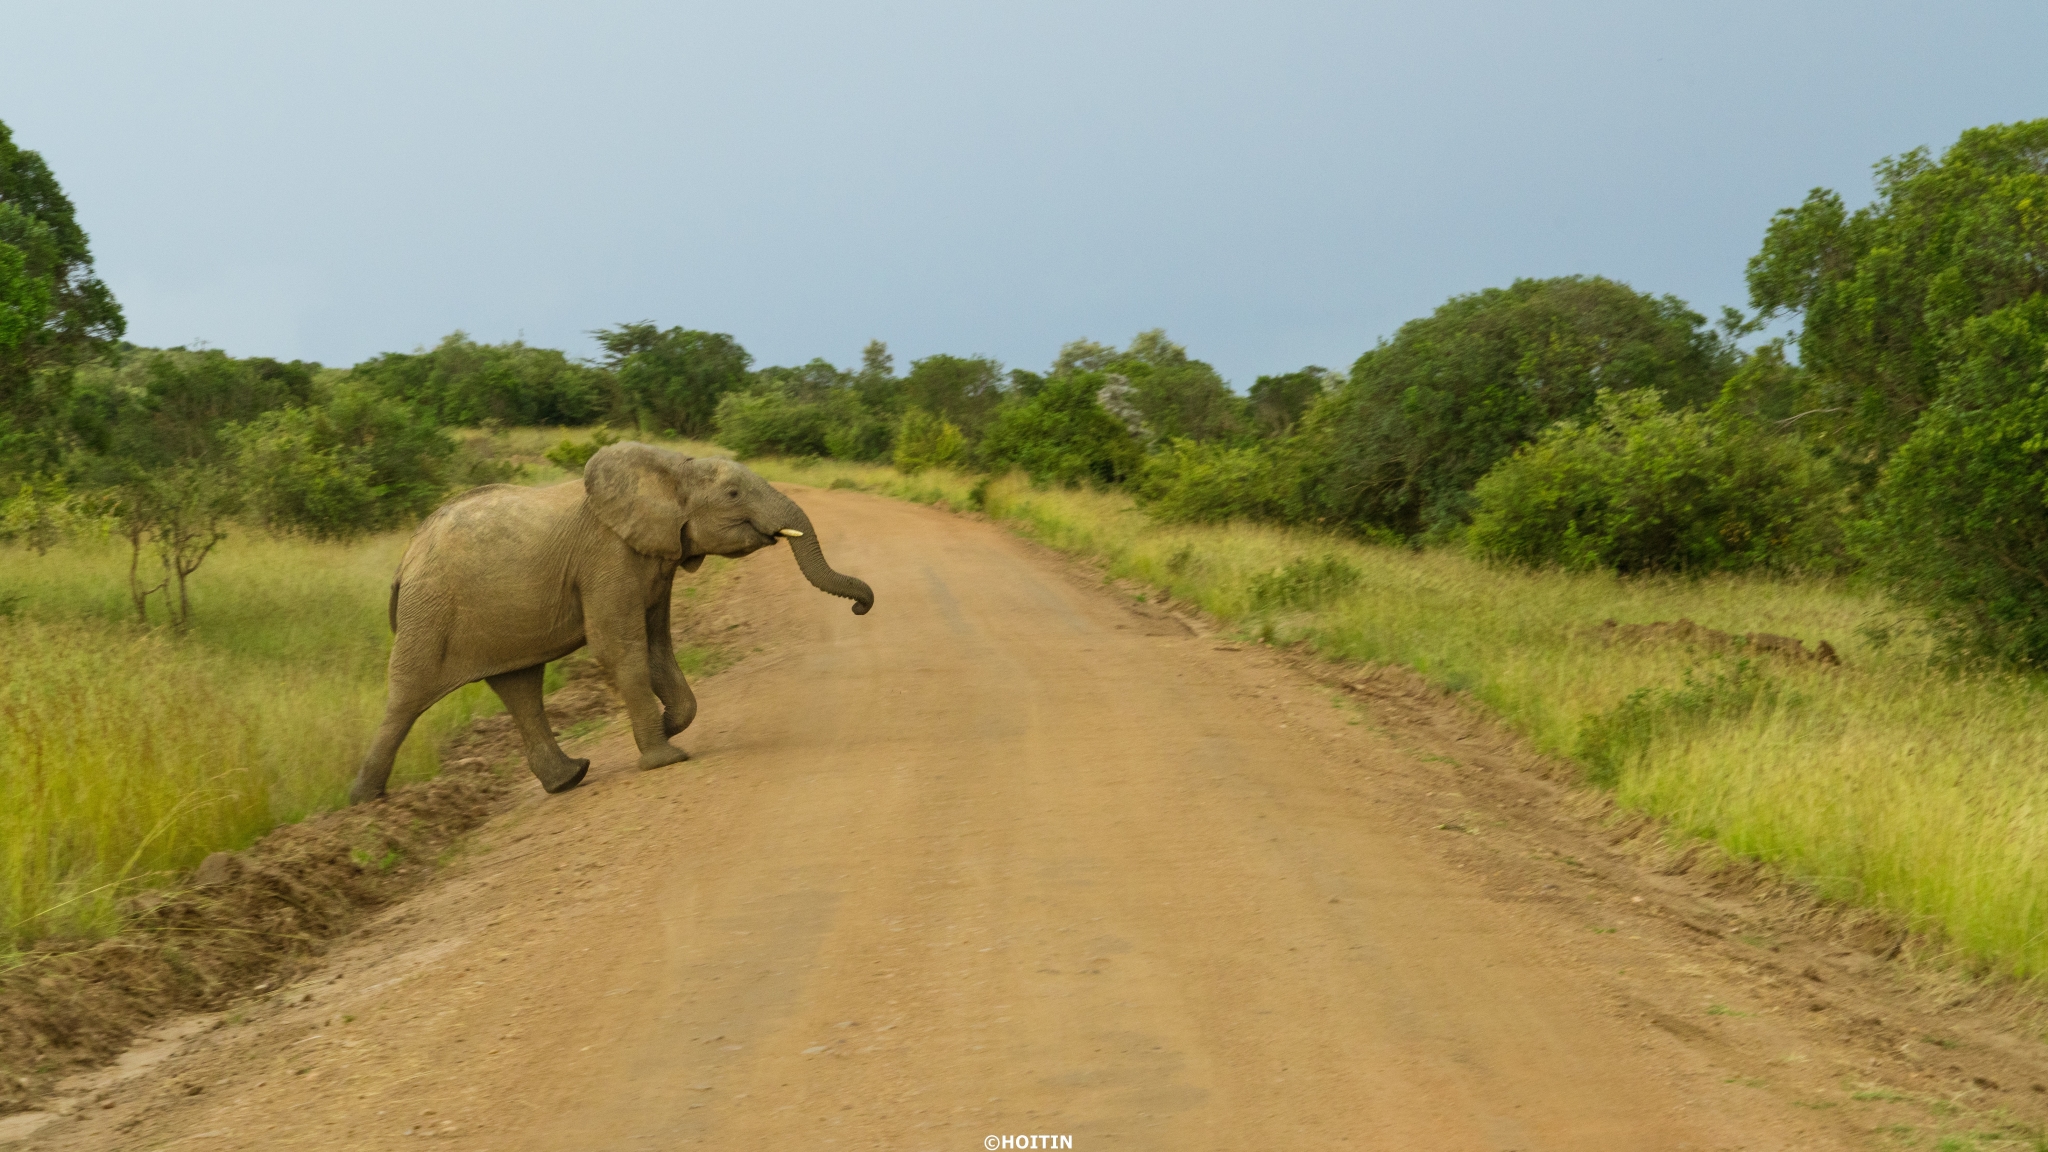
388,579,401,633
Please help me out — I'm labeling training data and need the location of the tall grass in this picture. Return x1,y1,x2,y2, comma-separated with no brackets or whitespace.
777,461,2048,980
0,532,490,949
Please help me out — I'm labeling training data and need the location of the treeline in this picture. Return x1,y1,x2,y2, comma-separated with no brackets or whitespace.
5,115,2045,664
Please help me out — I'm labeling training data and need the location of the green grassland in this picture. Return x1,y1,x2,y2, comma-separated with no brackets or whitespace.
751,457,2048,981
0,432,735,954
0,530,493,949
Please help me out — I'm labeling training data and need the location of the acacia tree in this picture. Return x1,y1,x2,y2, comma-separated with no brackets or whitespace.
595,322,752,437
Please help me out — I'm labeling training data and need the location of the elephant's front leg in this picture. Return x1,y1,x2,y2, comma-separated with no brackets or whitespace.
587,588,690,770
646,591,697,738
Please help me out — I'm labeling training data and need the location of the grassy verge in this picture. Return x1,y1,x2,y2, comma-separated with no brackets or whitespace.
1,435,745,954
758,458,2048,981
0,532,494,950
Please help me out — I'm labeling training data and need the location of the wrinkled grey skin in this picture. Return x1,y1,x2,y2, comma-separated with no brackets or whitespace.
347,442,873,805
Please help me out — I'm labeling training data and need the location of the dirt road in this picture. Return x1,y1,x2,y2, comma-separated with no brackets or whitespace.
23,487,2043,1150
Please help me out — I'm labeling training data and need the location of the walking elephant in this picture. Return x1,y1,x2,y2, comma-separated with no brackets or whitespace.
347,442,873,804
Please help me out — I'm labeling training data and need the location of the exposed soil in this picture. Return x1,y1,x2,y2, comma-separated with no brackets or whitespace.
1595,617,1842,666
8,486,2048,1150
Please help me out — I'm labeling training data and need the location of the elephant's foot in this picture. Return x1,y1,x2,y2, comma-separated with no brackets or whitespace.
347,783,385,806
637,742,690,771
535,757,590,795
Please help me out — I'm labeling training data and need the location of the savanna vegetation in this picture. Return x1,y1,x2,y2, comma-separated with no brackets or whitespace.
5,109,2048,979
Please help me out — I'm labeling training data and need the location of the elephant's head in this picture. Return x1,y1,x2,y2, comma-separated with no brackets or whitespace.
582,441,874,614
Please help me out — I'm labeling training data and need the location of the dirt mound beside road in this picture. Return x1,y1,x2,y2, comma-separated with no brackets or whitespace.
1597,616,1842,665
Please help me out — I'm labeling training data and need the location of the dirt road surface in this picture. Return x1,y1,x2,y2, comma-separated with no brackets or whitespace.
19,487,2044,1150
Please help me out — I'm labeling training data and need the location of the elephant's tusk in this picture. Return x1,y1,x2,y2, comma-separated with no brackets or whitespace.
778,528,805,537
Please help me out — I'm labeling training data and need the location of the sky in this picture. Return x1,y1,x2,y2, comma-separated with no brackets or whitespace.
4,1,2044,386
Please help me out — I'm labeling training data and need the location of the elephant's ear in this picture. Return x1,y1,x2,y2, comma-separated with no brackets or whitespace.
584,442,687,559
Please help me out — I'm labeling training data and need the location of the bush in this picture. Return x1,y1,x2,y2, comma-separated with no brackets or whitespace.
1467,389,1845,574
712,389,859,458
1133,438,1297,524
1857,298,2048,666
978,372,1141,486
891,409,965,474
233,389,454,541
1249,555,1362,610
824,417,893,462
544,428,619,473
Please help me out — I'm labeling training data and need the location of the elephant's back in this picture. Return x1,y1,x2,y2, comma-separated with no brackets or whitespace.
395,480,587,592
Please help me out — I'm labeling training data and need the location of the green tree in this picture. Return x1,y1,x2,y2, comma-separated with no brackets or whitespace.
0,118,124,374
1248,367,1331,437
1053,330,1246,443
112,461,239,628
853,339,902,415
351,332,609,427
1746,118,2048,475
979,371,1141,486
901,354,1004,439
597,323,752,437
1857,297,2048,665
1051,338,1120,376
0,117,125,476
1300,276,1735,538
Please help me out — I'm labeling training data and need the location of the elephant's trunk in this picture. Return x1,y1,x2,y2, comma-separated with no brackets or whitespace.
770,493,874,615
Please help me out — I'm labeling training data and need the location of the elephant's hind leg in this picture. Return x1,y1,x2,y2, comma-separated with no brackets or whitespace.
350,681,442,805
486,664,589,794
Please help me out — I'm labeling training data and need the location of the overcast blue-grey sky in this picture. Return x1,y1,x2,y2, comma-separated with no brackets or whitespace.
3,2,2043,384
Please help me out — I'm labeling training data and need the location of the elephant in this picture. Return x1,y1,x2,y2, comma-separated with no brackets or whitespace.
347,441,873,805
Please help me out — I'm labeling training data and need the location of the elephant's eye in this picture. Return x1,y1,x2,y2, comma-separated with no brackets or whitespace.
727,489,739,498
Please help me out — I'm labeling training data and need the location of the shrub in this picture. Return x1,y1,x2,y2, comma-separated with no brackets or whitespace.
713,389,856,458
1249,555,1362,610
1133,438,1297,524
978,372,1141,486
544,428,619,473
891,408,965,474
1467,389,1846,574
234,388,454,541
824,417,893,462
1857,298,2048,666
